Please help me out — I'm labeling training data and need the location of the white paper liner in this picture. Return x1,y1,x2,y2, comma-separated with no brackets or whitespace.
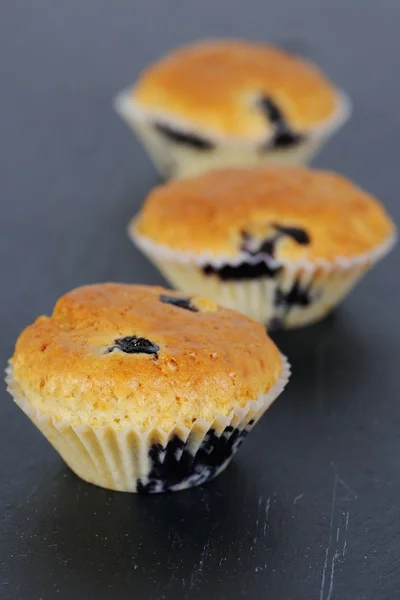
114,89,351,146
114,90,351,177
131,228,397,328
5,356,290,493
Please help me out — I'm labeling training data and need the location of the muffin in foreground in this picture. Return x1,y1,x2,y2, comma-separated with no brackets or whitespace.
6,284,289,493
131,167,396,329
114,39,350,179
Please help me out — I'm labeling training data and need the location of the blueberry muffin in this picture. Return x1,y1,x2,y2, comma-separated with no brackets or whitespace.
114,39,350,178
6,284,289,493
131,167,396,329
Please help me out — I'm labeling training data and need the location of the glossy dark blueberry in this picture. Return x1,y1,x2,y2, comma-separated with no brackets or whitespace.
108,336,159,356
257,238,277,256
207,224,310,282
241,224,310,258
203,261,282,281
273,130,304,149
159,294,198,312
154,122,215,150
273,224,310,245
260,96,282,124
136,426,250,493
241,231,277,257
275,280,313,308
258,96,305,150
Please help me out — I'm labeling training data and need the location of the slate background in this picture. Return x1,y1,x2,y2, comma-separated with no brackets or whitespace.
1,1,400,599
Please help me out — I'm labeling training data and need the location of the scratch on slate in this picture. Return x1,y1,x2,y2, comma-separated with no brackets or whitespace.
320,472,357,600
189,535,211,589
320,474,338,600
294,493,304,505
326,551,340,600
335,474,357,501
264,496,271,538
198,539,209,574
26,484,38,503
342,510,350,557
253,495,263,545
260,496,272,570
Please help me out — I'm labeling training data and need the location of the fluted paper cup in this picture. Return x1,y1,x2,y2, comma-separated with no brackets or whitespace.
6,356,290,493
114,90,351,179
131,230,396,329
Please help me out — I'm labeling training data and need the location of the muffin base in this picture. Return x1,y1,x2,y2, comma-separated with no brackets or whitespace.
5,357,290,493
114,91,351,178
132,232,396,329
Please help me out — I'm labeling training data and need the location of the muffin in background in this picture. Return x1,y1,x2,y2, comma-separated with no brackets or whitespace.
114,39,350,179
130,166,396,329
6,283,289,493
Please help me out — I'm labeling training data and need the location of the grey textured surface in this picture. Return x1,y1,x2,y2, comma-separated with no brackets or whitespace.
1,1,400,599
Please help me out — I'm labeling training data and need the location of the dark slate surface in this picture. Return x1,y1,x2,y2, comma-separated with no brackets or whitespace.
1,1,400,599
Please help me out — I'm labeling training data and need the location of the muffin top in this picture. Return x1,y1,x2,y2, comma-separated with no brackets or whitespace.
10,284,283,432
133,166,396,264
132,39,342,141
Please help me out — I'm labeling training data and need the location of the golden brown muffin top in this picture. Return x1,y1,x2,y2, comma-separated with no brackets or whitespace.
10,284,283,432
132,39,341,140
133,166,396,263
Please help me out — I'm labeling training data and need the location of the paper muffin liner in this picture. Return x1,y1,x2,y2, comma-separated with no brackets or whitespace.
5,357,290,493
114,90,351,178
131,230,397,329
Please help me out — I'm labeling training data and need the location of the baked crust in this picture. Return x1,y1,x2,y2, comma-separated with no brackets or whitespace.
133,166,396,262
10,284,283,431
132,39,340,141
